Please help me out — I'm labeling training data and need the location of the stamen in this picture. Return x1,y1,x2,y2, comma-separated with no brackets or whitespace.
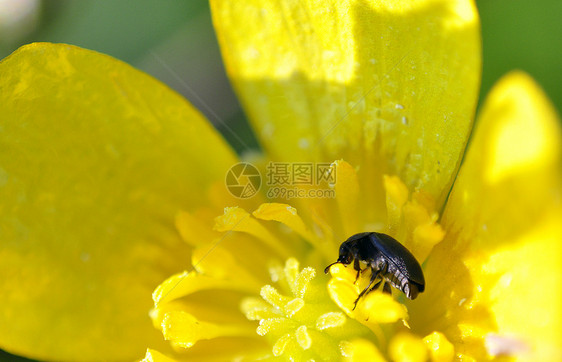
272,334,293,356
295,325,312,349
341,339,386,360
383,174,445,263
316,312,346,330
161,311,254,348
332,160,360,235
424,331,455,361
240,298,277,321
260,285,291,310
383,175,409,234
142,348,175,362
252,203,321,248
152,270,255,306
389,332,428,362
214,207,291,257
257,318,290,336
191,246,262,288
360,292,409,324
242,258,371,360
402,201,444,262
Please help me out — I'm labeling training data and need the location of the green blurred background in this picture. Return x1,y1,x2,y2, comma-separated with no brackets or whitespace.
0,0,560,360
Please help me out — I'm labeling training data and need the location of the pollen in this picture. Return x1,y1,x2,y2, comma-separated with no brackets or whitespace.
241,258,373,360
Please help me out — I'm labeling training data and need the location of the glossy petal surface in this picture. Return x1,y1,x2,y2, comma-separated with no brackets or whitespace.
0,43,237,360
211,0,481,207
410,72,562,360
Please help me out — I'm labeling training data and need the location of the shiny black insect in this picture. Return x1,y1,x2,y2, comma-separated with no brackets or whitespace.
324,232,425,309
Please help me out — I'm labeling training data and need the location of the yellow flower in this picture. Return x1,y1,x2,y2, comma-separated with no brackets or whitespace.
149,1,562,360
0,1,560,362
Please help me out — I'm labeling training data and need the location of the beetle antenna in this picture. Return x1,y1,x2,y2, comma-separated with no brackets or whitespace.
324,261,341,274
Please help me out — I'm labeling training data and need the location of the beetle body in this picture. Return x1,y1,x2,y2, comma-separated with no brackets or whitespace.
325,232,425,309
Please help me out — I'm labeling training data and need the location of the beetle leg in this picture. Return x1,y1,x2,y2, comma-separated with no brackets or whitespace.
353,259,362,283
353,268,380,310
364,276,385,294
370,278,383,291
355,267,374,284
382,281,392,294
376,262,391,295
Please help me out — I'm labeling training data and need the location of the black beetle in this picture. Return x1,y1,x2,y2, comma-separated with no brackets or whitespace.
324,232,425,309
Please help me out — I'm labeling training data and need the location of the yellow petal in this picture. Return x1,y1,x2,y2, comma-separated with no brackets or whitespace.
446,72,561,239
0,43,237,360
211,0,480,207
175,210,220,247
410,72,562,360
146,339,269,362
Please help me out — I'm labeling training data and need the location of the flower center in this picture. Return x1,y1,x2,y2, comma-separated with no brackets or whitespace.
241,258,372,360
149,169,454,360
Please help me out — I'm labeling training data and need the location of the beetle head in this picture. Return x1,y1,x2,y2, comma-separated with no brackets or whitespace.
337,242,354,264
324,241,354,274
